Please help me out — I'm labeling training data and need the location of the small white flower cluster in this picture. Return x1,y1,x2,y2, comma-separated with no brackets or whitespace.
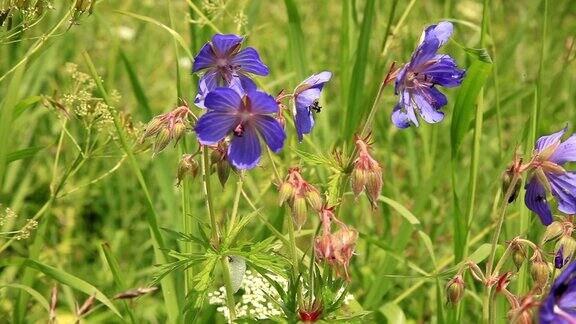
208,270,355,321
14,219,38,240
208,270,286,320
60,63,116,131
0,205,17,226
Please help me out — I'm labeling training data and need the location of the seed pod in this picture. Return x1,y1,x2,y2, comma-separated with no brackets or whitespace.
558,236,576,262
75,0,91,12
177,154,199,186
143,116,164,138
531,260,550,288
153,128,172,155
512,247,527,270
350,168,366,198
278,181,295,206
292,196,308,230
172,122,187,144
542,221,564,242
501,169,521,203
365,171,383,204
306,189,323,212
216,160,230,187
446,274,465,305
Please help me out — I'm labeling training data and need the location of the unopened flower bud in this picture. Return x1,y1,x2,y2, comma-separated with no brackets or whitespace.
501,169,521,203
555,246,567,269
512,246,527,270
292,196,308,230
172,122,187,143
216,160,231,187
278,181,295,206
351,168,367,198
154,128,172,155
557,236,576,264
143,117,164,138
75,0,91,11
446,274,465,305
531,260,550,288
365,171,383,203
177,154,199,186
306,189,323,212
352,137,383,206
542,221,563,242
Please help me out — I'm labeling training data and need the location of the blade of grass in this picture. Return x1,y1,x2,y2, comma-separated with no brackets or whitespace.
82,51,181,323
342,0,376,141
283,0,307,80
3,258,122,318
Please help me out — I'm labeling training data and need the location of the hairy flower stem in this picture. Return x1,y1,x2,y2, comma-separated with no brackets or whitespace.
227,172,245,237
200,147,237,319
482,174,520,323
201,148,219,245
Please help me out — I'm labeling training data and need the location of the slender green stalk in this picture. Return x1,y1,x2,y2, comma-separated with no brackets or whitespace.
200,148,219,244
483,174,520,323
220,256,237,320
227,172,245,237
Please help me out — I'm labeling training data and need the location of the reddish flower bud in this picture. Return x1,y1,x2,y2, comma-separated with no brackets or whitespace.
143,105,191,156
279,167,324,228
352,137,383,207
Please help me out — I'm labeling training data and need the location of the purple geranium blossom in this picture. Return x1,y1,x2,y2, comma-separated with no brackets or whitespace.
192,34,268,108
540,260,576,323
525,127,576,226
194,87,286,169
392,21,465,129
292,71,332,142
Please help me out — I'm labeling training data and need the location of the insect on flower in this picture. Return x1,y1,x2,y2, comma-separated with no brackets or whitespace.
292,71,332,142
392,21,465,128
194,86,286,169
523,127,576,226
192,34,269,108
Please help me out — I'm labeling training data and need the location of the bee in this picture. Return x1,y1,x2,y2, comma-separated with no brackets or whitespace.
308,100,322,113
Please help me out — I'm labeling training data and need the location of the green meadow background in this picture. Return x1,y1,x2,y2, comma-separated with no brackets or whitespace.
0,0,575,322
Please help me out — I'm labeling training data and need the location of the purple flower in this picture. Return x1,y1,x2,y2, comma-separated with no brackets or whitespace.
392,21,465,129
292,71,332,142
525,127,576,226
556,246,569,269
194,87,286,169
540,260,576,323
192,34,268,108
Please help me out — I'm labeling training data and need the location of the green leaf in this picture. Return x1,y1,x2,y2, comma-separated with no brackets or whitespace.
8,258,122,318
119,49,153,120
7,146,44,164
0,284,50,313
378,195,421,227
283,0,307,79
379,302,406,324
14,96,42,119
342,0,376,140
450,54,492,156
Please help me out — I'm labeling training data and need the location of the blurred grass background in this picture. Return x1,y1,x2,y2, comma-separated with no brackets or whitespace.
0,0,575,322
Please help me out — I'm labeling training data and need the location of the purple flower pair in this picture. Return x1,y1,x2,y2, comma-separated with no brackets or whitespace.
392,21,465,129
192,34,332,169
192,34,284,169
525,127,576,226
